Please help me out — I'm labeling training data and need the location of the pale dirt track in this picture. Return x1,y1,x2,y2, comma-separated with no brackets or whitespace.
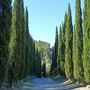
0,76,89,90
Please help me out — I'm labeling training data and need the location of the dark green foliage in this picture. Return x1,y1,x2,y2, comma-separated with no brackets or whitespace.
73,0,83,82
35,40,51,77
57,25,65,75
29,36,34,75
8,0,36,86
51,27,58,76
32,41,36,75
25,7,29,76
83,0,90,84
62,13,67,64
61,13,67,76
0,0,40,87
65,4,73,79
35,49,42,78
73,25,76,76
24,7,35,77
42,62,46,78
50,46,55,76
24,7,34,76
57,25,62,74
1,0,90,87
18,0,26,80
8,0,21,83
54,27,58,69
0,0,12,86
57,13,67,76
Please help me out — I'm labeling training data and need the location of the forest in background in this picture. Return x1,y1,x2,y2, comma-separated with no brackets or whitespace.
35,40,52,77
0,0,90,88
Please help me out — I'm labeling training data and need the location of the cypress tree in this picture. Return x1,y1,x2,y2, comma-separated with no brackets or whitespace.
0,0,12,86
18,0,25,80
57,25,61,74
50,46,55,76
57,13,67,76
63,13,67,38
57,25,64,75
62,12,67,56
87,0,90,83
25,7,30,75
83,0,90,84
0,0,11,86
8,0,21,84
42,61,46,77
65,4,73,79
73,25,76,76
37,50,42,78
54,27,58,74
61,13,67,76
29,36,34,75
73,0,83,83
35,49,42,78
33,41,36,75
51,27,58,76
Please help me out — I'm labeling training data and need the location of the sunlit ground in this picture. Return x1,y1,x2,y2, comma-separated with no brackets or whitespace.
0,76,87,90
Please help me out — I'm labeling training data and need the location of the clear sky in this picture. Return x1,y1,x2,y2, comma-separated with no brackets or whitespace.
22,0,83,47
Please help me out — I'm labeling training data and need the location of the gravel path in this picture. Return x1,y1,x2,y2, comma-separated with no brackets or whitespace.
0,76,81,90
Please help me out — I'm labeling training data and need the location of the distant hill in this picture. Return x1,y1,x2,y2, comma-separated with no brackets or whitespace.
35,40,52,77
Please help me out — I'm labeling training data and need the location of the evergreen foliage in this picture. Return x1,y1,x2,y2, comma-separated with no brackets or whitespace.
35,49,42,78
8,0,21,84
0,0,90,87
73,0,83,82
0,0,12,86
65,4,73,79
18,0,25,80
35,40,51,77
42,61,46,77
83,0,90,84
57,13,67,76
50,46,55,76
50,27,58,76
54,27,58,70
57,25,64,75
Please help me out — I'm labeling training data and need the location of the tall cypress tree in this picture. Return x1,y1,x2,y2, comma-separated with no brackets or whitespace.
57,25,64,75
0,0,12,86
61,13,67,76
87,0,90,83
73,25,76,77
50,46,55,76
57,25,61,74
62,12,67,53
8,0,21,83
57,13,67,76
24,7,34,76
73,0,83,82
83,0,90,84
18,0,26,80
54,27,58,73
65,4,73,79
32,40,36,75
35,49,42,78
51,27,58,76
25,7,30,76
29,36,34,75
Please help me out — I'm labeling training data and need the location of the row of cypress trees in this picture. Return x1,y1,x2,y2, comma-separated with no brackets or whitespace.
0,0,42,88
0,0,12,86
51,0,90,84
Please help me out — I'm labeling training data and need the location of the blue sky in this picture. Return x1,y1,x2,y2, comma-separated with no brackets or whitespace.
14,0,84,47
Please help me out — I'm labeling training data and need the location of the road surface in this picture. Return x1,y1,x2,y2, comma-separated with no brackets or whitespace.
0,76,80,90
